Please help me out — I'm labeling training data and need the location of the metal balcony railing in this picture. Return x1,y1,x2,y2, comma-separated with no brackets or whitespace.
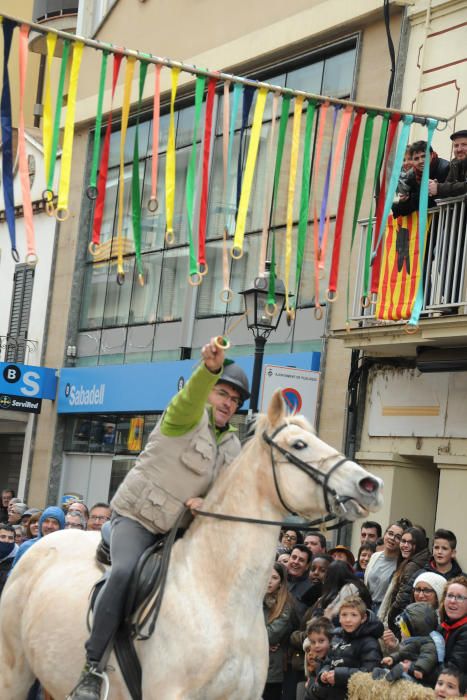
0,336,39,364
351,194,467,324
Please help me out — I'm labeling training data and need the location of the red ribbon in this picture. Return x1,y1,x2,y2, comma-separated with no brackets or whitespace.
197,77,217,272
370,113,401,293
91,53,123,248
328,109,364,294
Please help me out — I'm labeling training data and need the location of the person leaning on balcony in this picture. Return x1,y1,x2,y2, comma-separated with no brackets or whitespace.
392,140,449,217
429,129,467,200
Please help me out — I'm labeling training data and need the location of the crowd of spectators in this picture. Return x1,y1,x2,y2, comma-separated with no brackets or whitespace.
263,519,466,700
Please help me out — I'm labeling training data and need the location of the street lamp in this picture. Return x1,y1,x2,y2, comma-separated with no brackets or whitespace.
239,262,287,413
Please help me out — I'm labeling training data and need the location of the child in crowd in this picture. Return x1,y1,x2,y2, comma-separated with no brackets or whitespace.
374,602,444,686
428,530,463,580
306,595,383,700
303,617,334,694
434,665,467,699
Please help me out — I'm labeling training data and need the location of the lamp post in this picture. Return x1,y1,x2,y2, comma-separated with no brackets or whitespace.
239,262,287,413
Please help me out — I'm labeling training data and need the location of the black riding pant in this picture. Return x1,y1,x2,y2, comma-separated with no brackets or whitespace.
85,513,159,664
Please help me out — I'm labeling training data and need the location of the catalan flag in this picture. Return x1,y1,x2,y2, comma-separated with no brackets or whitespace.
375,212,430,321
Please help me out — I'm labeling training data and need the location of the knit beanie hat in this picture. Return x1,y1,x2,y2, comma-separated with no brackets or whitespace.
413,571,446,604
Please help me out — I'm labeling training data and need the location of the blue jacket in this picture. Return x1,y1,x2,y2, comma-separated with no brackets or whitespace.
11,506,65,568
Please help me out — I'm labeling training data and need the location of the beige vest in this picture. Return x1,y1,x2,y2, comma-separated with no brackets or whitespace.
111,411,241,534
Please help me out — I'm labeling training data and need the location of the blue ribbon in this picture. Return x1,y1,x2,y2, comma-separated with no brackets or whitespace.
236,85,255,213
318,105,339,247
372,114,414,258
1,19,18,261
226,82,242,231
408,118,438,327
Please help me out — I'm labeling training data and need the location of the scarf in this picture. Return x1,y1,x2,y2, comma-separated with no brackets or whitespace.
441,614,467,642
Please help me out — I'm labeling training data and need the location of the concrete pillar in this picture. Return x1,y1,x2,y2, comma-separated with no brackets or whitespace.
435,457,467,570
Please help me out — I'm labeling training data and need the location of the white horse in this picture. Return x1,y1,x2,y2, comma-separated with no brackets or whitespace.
0,392,382,700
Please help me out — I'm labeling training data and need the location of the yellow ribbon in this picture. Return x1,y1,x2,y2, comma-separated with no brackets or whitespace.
232,86,268,257
56,41,84,217
285,95,304,311
116,55,136,280
165,67,181,243
43,33,57,189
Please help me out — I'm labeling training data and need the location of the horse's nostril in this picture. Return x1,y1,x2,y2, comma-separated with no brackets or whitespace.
359,477,379,494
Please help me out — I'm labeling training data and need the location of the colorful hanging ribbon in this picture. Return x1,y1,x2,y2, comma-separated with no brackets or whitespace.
236,86,255,214
90,53,123,253
87,50,109,200
220,80,233,303
232,87,268,258
311,102,330,319
56,40,84,221
186,75,206,284
42,31,57,207
115,55,136,283
224,82,242,234
293,100,317,312
148,63,162,212
45,38,70,215
165,67,181,244
1,18,18,261
327,108,363,298
318,106,338,255
131,60,149,286
197,76,218,275
18,25,36,265
284,95,305,315
259,92,280,277
407,118,438,328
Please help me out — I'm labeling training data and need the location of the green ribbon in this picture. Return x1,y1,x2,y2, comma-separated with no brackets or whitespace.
131,60,148,283
47,39,70,193
88,50,109,196
268,94,292,305
294,100,316,307
362,113,389,299
185,76,206,278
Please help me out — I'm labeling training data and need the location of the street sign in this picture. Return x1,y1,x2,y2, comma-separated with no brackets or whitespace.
260,364,320,425
0,362,57,400
0,393,42,414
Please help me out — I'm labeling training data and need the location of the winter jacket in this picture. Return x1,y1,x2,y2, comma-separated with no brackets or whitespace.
392,156,450,216
111,364,241,534
387,548,431,632
436,158,467,199
11,506,66,568
287,574,321,619
389,603,442,680
424,557,464,581
306,614,384,700
263,600,295,684
441,615,467,672
0,543,18,595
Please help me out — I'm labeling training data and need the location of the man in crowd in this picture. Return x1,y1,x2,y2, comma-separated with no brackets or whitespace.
303,531,327,557
393,140,449,216
429,129,467,199
7,502,28,525
0,489,15,522
68,501,90,527
0,524,17,596
65,511,87,530
426,529,464,580
361,521,382,545
87,503,112,532
12,505,65,567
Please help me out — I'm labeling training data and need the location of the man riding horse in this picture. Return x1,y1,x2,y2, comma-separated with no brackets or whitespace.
70,338,250,700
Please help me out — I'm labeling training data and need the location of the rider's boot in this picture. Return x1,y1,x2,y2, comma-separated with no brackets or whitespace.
69,662,103,700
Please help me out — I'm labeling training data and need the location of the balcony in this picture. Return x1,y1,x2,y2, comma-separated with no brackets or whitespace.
29,0,78,54
334,194,467,355
0,336,39,365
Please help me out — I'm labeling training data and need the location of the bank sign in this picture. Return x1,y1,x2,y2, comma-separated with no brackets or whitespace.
0,363,58,414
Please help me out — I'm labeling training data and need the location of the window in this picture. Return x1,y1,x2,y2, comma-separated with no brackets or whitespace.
6,264,35,362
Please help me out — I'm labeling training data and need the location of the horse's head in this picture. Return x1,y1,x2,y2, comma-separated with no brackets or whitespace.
256,390,382,521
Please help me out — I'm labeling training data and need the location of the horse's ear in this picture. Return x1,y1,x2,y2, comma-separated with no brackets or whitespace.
267,389,286,427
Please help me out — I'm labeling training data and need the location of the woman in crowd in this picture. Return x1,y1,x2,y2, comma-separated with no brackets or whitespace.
439,575,467,672
311,560,372,621
364,520,408,613
278,528,303,553
263,562,295,700
26,511,41,540
354,543,376,579
385,527,430,631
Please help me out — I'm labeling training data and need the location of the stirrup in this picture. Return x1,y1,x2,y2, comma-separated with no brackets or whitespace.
66,667,110,700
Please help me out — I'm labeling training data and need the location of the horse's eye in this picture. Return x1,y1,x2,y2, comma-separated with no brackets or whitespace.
292,440,307,450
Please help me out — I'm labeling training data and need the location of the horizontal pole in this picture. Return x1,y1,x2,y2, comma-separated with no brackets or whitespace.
0,10,450,127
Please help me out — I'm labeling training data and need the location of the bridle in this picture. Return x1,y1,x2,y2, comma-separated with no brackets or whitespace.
194,421,353,531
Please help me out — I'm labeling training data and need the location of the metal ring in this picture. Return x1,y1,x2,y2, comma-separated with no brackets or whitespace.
436,120,449,132
188,272,203,287
11,247,20,263
214,335,231,350
116,271,125,286
165,229,175,245
86,185,98,201
219,288,233,303
147,196,158,213
138,273,145,287
264,302,277,317
314,306,324,321
325,289,338,303
55,208,70,222
25,253,38,267
345,321,351,333
360,295,371,309
42,188,54,203
198,262,208,276
286,308,295,326
405,323,420,335
230,246,243,260
88,242,101,257
46,201,56,217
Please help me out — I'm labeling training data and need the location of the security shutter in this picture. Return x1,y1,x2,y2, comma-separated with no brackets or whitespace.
6,264,35,363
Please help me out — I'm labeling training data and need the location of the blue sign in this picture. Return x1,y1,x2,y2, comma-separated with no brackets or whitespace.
0,362,58,401
57,352,320,414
